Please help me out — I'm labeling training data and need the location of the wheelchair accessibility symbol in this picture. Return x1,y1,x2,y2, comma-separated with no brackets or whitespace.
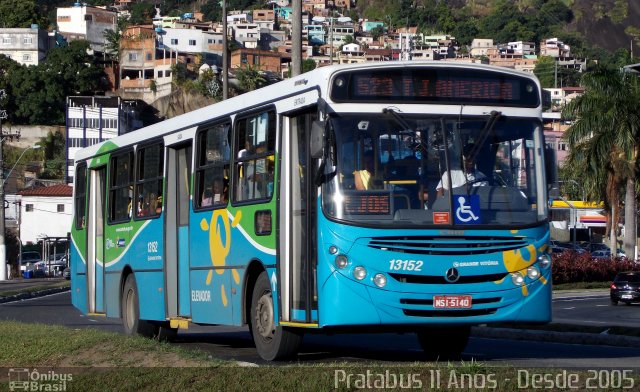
454,195,481,224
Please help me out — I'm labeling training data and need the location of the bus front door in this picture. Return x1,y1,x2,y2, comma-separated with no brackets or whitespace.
165,144,193,319
87,167,106,314
279,111,318,325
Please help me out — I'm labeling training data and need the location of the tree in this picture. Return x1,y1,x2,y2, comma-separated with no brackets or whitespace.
533,56,557,88
235,65,266,92
0,0,47,29
103,17,129,62
563,66,640,257
37,131,66,179
8,40,106,125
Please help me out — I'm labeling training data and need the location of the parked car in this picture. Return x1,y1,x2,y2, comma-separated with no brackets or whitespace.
592,249,626,259
19,251,41,272
62,267,70,280
34,253,68,276
549,241,587,254
610,271,640,305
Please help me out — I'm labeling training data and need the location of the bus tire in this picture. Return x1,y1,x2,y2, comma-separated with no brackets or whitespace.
416,326,470,360
122,274,155,338
250,271,302,360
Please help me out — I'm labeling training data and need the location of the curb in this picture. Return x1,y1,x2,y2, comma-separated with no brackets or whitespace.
0,286,71,304
472,326,640,348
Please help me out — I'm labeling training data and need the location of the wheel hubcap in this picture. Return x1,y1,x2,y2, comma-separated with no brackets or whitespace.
255,290,274,339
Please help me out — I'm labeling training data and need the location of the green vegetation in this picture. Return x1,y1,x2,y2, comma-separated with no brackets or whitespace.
4,320,639,391
0,281,70,299
562,66,640,257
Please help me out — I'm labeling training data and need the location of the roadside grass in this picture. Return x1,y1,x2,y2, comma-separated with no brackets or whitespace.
0,280,70,299
0,320,220,368
2,321,639,391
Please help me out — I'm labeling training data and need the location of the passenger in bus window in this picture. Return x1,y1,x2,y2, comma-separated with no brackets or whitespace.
354,151,382,190
201,185,213,206
155,195,162,214
436,144,488,197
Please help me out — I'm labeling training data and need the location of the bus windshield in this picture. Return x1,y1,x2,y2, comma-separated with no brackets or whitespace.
321,112,546,227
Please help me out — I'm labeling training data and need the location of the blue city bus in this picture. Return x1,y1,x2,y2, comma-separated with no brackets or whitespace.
70,61,553,360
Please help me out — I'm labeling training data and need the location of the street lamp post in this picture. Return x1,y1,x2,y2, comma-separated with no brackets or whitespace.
0,145,40,281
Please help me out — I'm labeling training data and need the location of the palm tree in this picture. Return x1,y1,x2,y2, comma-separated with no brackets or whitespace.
563,66,640,258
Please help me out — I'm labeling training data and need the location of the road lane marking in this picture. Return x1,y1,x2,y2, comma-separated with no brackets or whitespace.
562,307,576,310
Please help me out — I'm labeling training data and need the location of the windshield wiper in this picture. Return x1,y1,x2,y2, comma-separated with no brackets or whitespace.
382,107,413,131
466,110,502,161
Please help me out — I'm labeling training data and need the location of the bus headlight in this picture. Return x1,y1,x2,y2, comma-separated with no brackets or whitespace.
511,272,525,286
335,255,348,269
538,254,551,269
373,273,387,288
527,266,540,279
353,266,367,280
329,245,338,255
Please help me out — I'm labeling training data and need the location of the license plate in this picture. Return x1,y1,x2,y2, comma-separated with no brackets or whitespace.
622,294,633,299
433,295,472,309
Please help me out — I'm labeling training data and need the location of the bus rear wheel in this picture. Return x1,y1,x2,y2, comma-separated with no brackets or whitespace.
122,274,155,337
250,271,302,361
416,326,470,360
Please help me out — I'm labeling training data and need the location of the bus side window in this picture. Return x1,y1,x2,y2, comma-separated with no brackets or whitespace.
196,122,231,209
109,151,134,222
234,111,276,203
74,163,87,229
134,142,164,219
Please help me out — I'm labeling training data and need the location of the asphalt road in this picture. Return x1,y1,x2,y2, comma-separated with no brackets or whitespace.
2,291,640,368
553,291,640,328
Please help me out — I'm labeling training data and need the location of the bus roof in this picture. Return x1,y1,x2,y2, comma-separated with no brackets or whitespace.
73,61,541,162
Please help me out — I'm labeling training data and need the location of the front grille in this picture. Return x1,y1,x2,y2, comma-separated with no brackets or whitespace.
400,297,502,306
403,308,497,317
390,272,508,284
367,236,528,255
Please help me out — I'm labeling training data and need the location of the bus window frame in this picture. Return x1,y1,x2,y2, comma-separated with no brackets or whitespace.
108,149,135,225
194,120,232,211
231,107,277,206
133,139,165,221
74,161,88,230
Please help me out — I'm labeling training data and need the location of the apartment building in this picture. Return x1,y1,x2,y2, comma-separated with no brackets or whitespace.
56,4,117,54
161,27,224,66
231,48,282,74
119,26,174,102
469,38,494,57
0,27,55,66
65,96,142,182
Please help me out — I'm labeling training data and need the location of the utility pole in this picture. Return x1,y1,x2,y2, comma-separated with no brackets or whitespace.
222,0,228,100
0,90,7,280
291,0,302,76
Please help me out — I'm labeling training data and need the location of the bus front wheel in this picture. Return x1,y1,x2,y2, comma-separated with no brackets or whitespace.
416,326,470,360
250,271,302,360
122,274,155,337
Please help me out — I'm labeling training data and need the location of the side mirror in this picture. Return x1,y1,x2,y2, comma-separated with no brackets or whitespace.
310,120,324,159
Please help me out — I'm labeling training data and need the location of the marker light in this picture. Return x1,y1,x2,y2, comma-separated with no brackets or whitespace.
538,254,551,269
329,245,338,255
353,266,367,280
335,255,348,269
527,266,540,279
373,273,387,288
511,272,525,286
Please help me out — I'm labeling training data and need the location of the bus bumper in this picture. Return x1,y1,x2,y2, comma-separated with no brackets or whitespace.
318,269,552,327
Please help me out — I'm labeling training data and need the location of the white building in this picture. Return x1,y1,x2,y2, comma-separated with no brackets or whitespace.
469,38,494,57
0,27,55,66
66,96,142,183
161,28,224,65
19,185,73,245
56,4,118,54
